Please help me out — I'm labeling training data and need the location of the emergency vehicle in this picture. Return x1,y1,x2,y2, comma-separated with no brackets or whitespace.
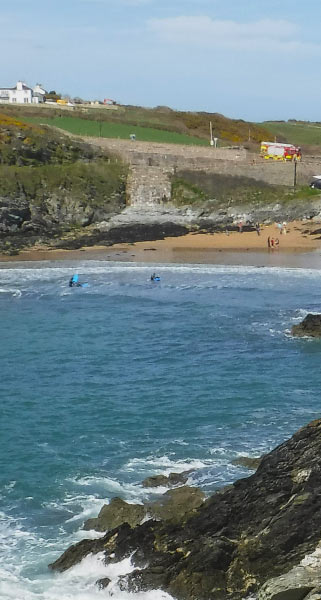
260,142,302,161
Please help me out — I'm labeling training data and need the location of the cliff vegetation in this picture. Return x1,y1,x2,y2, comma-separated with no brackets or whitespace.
0,113,128,253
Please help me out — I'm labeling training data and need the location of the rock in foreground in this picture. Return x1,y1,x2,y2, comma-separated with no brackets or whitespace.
84,486,205,532
292,314,321,337
50,420,321,600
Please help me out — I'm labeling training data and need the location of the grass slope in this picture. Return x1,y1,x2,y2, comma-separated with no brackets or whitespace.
172,171,320,209
21,115,209,146
261,121,321,147
2,104,270,146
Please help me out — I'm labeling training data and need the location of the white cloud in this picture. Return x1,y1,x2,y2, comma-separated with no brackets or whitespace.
147,16,320,53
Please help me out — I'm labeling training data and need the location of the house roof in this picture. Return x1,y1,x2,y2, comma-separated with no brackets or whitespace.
0,84,32,91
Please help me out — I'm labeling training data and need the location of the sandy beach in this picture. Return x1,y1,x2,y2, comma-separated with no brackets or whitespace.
1,220,321,269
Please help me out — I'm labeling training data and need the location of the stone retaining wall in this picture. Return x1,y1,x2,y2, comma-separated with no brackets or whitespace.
88,136,321,187
181,159,320,187
90,137,247,164
127,166,172,207
80,136,321,209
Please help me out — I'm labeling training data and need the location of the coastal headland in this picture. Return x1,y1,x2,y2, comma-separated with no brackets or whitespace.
50,418,321,600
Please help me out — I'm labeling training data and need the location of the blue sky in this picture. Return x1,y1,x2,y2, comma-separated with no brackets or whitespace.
1,0,321,121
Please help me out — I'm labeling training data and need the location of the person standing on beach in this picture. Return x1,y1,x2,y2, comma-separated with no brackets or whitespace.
238,221,243,233
255,223,260,236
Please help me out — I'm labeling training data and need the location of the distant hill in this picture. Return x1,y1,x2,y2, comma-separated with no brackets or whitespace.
2,104,270,147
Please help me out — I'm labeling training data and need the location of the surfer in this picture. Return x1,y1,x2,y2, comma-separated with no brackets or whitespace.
151,273,160,281
69,274,87,288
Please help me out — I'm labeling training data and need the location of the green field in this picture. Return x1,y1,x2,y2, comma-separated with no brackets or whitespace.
22,116,209,146
261,121,321,147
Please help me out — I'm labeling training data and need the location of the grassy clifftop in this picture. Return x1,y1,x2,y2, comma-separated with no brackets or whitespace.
2,104,270,146
0,112,106,165
4,105,321,150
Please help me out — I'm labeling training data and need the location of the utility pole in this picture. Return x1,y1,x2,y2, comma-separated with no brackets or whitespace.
248,128,251,142
293,156,297,188
210,121,214,146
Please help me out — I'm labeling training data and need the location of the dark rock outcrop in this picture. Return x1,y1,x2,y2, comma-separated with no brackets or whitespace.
84,486,205,533
292,314,321,337
142,471,191,488
50,420,321,600
145,486,205,524
53,222,189,250
84,497,145,532
96,577,111,590
231,456,262,470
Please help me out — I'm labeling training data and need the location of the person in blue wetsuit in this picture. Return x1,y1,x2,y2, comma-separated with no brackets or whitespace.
69,274,84,287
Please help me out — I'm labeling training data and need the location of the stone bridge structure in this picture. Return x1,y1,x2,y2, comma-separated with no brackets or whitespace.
85,137,321,208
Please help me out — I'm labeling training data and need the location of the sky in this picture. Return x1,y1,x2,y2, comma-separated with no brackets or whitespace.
1,0,321,122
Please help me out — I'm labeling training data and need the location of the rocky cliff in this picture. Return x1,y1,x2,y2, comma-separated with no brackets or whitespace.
50,419,321,600
0,114,129,253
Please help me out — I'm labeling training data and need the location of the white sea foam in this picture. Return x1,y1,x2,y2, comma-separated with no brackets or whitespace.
1,259,321,281
0,511,175,600
125,455,211,474
69,476,148,504
0,553,175,600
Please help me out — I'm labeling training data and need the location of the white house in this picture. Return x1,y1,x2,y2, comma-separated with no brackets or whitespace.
0,81,47,104
32,83,47,102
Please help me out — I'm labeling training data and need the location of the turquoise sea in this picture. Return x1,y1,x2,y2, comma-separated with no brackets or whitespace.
1,259,321,600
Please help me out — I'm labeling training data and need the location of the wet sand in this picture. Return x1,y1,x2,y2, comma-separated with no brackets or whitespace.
1,221,321,269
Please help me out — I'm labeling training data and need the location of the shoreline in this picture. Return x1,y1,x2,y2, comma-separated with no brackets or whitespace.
1,220,321,269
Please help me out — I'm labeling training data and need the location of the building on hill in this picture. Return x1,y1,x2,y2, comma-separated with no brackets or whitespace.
32,83,47,103
0,81,47,104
